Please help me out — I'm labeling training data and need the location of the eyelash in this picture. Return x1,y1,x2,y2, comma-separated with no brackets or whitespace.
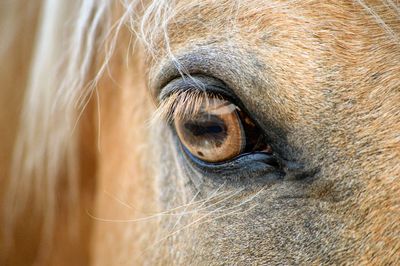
155,88,217,124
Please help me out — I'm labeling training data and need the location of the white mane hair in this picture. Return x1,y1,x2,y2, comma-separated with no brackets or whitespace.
1,0,176,250
3,0,113,250
1,0,399,258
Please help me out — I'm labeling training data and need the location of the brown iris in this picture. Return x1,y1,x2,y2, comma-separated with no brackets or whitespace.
174,96,271,163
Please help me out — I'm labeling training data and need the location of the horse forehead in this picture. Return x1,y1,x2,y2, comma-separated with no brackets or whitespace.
165,1,357,39
156,0,399,59
150,1,396,82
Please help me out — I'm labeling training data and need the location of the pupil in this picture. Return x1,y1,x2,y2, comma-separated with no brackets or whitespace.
185,123,223,136
183,115,227,144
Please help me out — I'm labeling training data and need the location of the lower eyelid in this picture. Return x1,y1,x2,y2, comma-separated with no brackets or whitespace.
181,141,281,171
179,144,285,185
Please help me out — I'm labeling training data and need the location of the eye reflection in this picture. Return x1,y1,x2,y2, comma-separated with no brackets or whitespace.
174,95,272,163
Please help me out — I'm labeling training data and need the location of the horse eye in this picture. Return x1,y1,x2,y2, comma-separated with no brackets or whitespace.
174,96,272,163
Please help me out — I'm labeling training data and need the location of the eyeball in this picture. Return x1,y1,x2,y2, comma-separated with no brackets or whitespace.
174,97,245,163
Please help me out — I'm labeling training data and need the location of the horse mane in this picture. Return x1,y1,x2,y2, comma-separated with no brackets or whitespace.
1,0,399,263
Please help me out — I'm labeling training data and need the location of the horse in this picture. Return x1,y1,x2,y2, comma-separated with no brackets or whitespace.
0,0,399,265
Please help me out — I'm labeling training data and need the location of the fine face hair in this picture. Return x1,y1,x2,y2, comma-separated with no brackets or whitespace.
0,0,399,265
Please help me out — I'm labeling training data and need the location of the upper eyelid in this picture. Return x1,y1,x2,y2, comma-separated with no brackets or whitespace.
158,75,229,102
149,46,259,99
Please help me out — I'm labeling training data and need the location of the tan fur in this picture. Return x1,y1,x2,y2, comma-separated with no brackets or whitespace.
1,0,399,265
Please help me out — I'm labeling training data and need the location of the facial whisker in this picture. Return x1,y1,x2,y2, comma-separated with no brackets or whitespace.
85,189,238,224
